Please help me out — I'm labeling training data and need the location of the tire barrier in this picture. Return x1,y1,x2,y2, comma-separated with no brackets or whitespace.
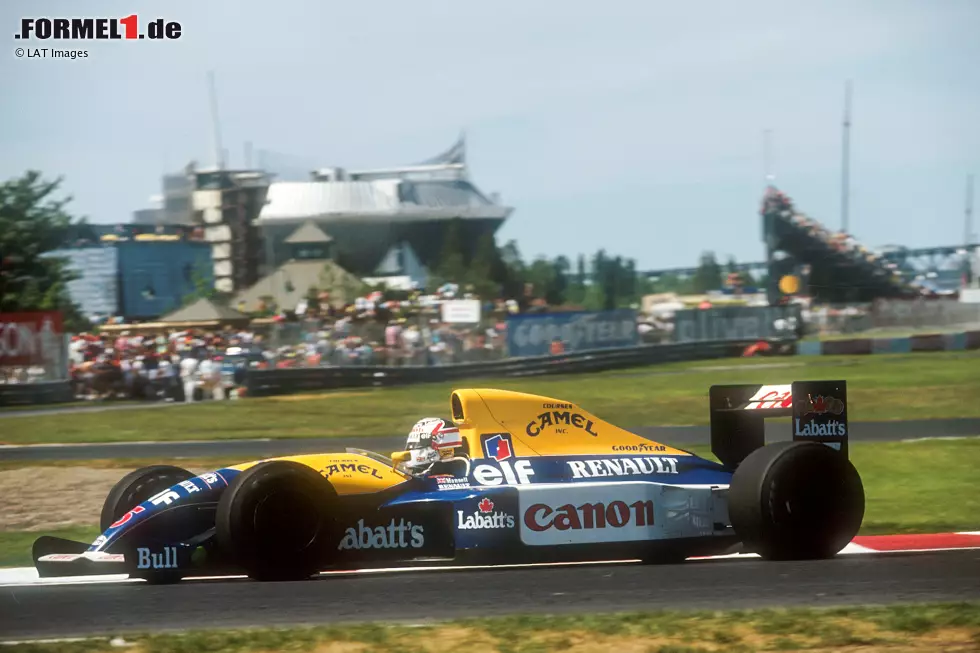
798,330,980,357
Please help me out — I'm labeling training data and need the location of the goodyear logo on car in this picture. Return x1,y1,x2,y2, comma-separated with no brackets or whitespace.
526,407,599,437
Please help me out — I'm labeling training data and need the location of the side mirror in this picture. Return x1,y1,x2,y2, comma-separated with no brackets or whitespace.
391,451,411,467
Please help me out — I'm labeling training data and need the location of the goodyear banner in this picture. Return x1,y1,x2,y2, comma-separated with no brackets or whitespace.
506,309,639,357
672,305,802,343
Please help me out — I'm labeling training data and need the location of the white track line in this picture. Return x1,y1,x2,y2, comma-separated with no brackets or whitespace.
0,560,642,587
0,544,889,588
4,533,976,588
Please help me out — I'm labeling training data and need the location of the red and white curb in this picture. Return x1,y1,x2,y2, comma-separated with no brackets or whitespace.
689,531,980,560
1,532,977,588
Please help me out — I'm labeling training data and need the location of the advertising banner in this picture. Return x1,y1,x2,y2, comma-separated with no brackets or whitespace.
0,311,64,367
506,309,638,357
672,305,802,343
440,299,481,324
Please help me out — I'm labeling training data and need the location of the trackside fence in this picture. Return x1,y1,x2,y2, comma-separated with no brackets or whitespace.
243,339,788,398
0,381,74,407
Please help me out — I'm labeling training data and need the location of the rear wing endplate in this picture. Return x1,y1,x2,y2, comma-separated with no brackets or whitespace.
709,380,848,468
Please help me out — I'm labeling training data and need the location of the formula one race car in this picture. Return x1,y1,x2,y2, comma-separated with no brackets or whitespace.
33,380,864,583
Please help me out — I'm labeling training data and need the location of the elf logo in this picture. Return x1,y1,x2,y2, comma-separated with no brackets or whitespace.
136,546,178,570
337,518,425,550
794,419,847,437
457,497,516,530
472,460,535,486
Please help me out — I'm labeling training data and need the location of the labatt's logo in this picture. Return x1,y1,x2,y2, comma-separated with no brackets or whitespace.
796,420,847,437
526,410,599,437
457,498,516,530
795,394,846,437
337,518,424,550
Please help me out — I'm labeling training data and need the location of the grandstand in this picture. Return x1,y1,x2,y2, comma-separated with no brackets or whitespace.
762,186,919,304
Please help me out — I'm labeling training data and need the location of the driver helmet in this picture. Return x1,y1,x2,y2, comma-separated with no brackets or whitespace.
404,417,464,474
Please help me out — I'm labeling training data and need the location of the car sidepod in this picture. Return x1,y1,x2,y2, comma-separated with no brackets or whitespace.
378,454,737,565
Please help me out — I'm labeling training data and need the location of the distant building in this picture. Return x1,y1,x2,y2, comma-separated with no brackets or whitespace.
132,171,196,225
48,225,213,320
232,221,363,313
256,136,513,277
42,245,120,320
190,168,271,294
127,136,513,291
362,241,428,290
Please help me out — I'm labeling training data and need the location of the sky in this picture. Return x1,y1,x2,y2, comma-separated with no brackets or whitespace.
2,0,978,270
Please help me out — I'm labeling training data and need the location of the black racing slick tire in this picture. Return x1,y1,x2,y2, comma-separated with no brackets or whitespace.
216,461,338,581
728,441,865,560
100,465,195,532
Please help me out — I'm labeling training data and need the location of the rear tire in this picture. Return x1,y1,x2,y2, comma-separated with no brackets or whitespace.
216,461,337,581
100,465,195,532
728,441,864,560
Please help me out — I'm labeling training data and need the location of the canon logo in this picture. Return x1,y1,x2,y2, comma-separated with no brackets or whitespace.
524,499,654,532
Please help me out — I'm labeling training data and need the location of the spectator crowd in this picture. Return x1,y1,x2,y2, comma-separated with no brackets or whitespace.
58,283,515,402
762,187,914,293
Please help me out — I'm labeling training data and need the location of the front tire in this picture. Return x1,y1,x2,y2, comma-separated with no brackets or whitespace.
100,465,195,532
728,441,864,560
216,461,337,581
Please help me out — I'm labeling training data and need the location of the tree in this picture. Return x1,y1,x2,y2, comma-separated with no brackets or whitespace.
469,233,500,298
584,250,610,310
692,251,723,294
0,171,87,331
550,255,571,305
435,218,467,284
725,256,750,289
620,258,638,305
565,254,587,305
525,258,555,302
497,239,528,300
180,260,218,307
603,256,621,310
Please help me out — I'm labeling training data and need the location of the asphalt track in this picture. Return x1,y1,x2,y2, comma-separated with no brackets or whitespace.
1,550,978,639
2,418,978,462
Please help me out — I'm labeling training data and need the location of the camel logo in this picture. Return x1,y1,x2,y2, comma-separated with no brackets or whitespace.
525,411,599,437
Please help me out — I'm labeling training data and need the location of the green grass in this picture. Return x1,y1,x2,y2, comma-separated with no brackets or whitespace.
2,352,978,445
849,438,980,534
0,526,99,568
1,440,976,567
3,603,979,651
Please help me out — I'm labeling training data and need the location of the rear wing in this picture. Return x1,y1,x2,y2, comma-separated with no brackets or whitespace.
709,380,848,468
